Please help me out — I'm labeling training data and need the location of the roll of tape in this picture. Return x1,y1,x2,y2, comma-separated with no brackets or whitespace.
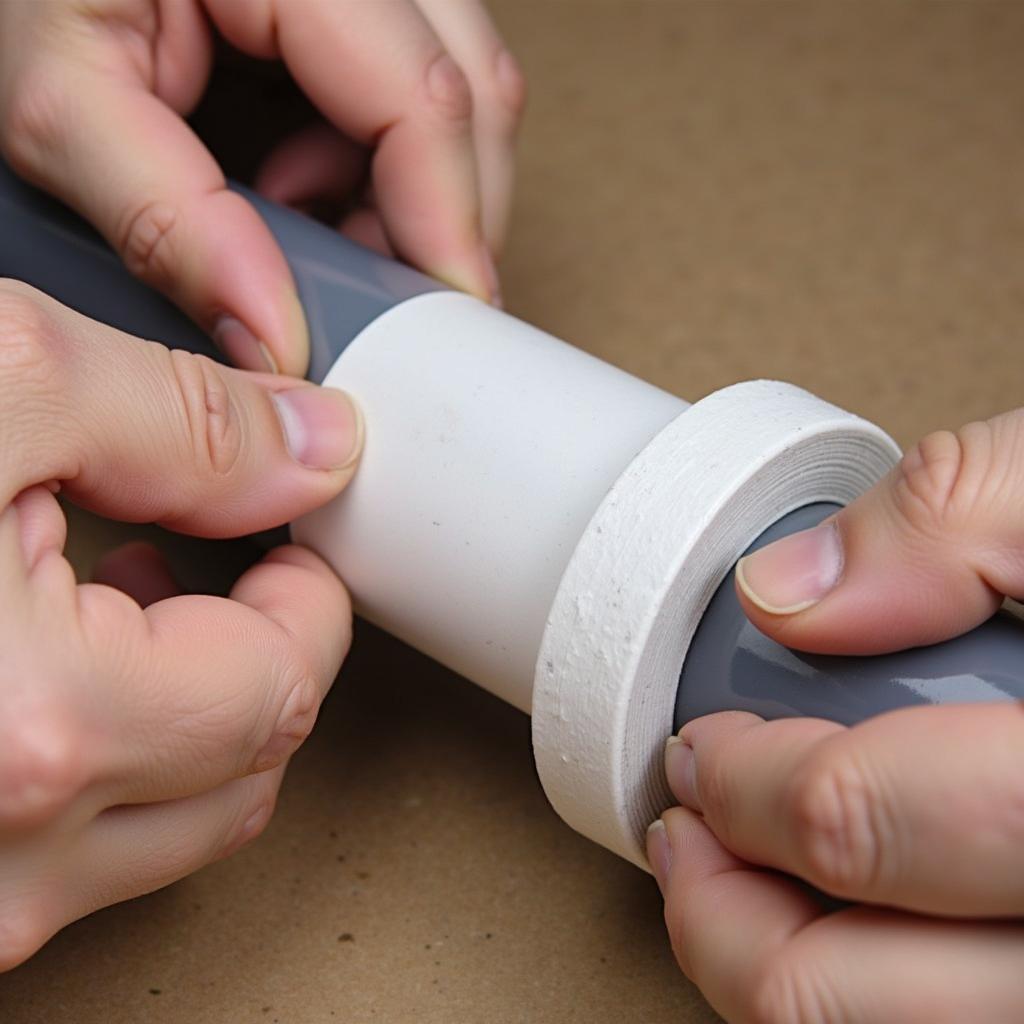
531,380,901,867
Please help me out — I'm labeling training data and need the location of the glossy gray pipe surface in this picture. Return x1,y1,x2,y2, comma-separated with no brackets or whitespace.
0,159,443,381
676,503,1024,729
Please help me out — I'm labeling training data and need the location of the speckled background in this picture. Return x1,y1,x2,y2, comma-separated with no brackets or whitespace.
3,2,1023,1021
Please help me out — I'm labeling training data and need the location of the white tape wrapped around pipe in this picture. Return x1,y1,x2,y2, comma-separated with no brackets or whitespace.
533,381,900,866
293,293,900,865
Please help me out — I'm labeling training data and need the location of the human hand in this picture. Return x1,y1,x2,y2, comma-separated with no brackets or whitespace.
0,0,524,375
648,411,1024,1022
0,281,361,970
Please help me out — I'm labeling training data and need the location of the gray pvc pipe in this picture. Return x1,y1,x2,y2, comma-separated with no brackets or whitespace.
2,158,1023,730
0,159,441,381
676,504,1024,728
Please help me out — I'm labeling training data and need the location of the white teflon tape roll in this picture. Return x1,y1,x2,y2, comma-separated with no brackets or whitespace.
532,380,901,868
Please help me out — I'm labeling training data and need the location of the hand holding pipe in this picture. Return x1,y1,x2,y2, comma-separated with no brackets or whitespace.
2,158,1022,866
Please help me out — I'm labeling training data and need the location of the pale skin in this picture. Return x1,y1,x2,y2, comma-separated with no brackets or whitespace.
0,0,525,374
648,410,1024,1022
0,0,524,968
0,2,1021,1015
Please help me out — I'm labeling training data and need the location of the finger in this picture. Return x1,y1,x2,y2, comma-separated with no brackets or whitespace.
92,541,182,608
11,485,65,571
735,411,1024,654
0,765,283,971
207,0,499,303
338,205,395,257
669,705,1024,915
0,283,362,537
0,8,311,375
255,126,395,255
224,544,351,690
254,122,368,212
0,487,72,602
414,0,527,254
0,501,27,591
648,806,822,1020
651,809,1024,1024
59,765,286,954
81,544,350,805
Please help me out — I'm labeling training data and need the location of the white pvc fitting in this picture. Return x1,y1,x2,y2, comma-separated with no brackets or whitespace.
295,292,687,712
293,292,900,865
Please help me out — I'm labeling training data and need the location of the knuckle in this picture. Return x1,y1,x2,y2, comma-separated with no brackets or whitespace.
235,800,274,851
0,707,86,829
893,422,992,536
281,673,320,748
0,897,51,973
0,281,64,382
219,781,280,861
998,757,1024,839
424,53,474,125
0,66,67,174
77,582,152,668
166,349,243,479
485,49,528,127
749,950,840,1024
250,661,321,774
115,199,181,287
273,654,322,747
786,746,890,896
243,622,326,774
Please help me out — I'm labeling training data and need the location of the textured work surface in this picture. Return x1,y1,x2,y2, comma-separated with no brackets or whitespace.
3,3,1024,1022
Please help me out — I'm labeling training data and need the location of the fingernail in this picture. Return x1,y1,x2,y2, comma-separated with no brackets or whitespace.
253,678,319,772
479,243,503,308
213,315,278,373
665,735,699,809
646,819,672,894
284,286,311,374
735,521,843,615
427,52,468,107
218,803,273,861
271,387,364,471
240,804,271,840
495,50,525,109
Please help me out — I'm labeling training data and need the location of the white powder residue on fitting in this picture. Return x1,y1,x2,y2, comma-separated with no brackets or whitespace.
532,381,899,868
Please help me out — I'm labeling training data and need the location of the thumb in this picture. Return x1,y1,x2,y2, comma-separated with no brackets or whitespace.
735,412,1024,654
0,283,361,538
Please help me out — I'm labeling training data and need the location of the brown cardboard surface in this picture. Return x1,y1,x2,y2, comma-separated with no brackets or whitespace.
3,2,1024,1021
